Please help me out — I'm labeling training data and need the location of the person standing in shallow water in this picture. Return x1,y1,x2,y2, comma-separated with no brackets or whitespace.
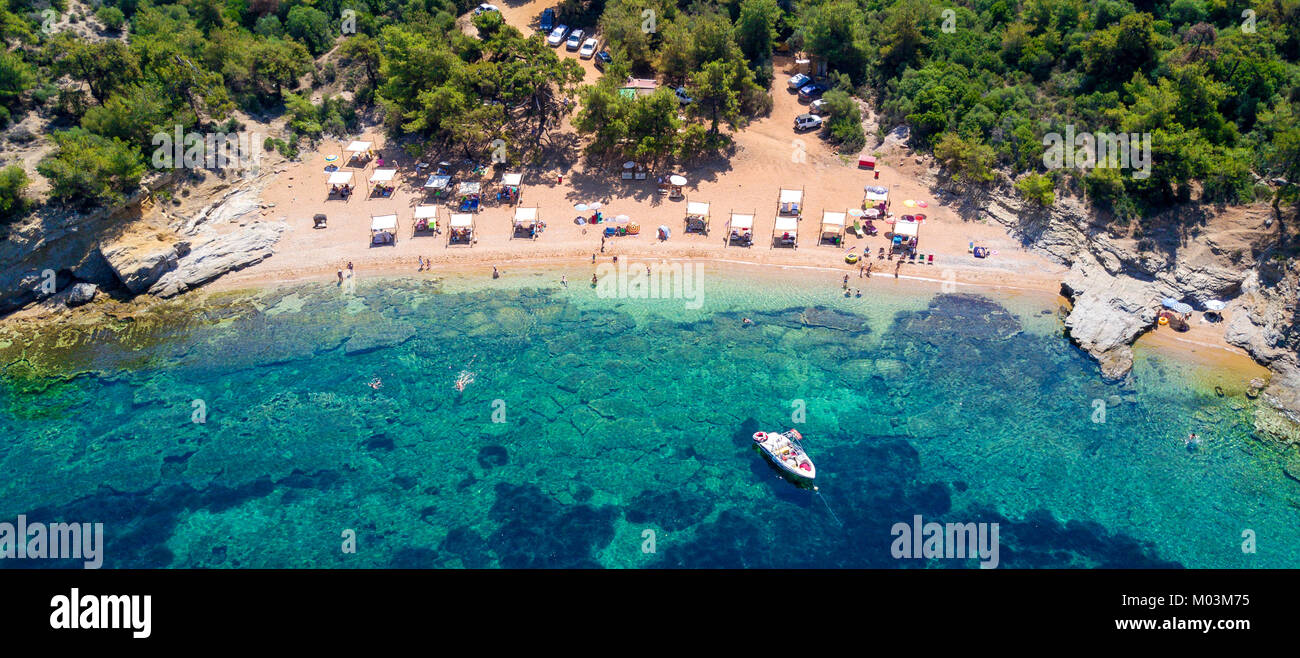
561,275,567,288
337,269,343,284
492,266,500,279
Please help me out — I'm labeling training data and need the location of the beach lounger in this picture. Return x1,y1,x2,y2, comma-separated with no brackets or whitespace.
928,254,933,264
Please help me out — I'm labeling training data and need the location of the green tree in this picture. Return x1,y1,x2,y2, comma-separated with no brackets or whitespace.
286,6,333,56
37,128,147,206
1014,173,1055,206
0,164,27,220
735,0,780,65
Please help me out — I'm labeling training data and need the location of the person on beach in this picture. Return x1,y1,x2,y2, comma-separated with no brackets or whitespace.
561,275,568,288
866,262,873,278
843,274,849,288
492,266,500,279
612,255,618,263
417,255,424,271
592,253,596,263
895,261,901,278
591,273,598,286
859,264,864,278
347,261,354,275
337,269,343,284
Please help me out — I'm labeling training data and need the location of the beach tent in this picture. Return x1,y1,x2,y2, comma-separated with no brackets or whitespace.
512,206,540,239
370,168,397,187
500,172,523,205
448,213,475,246
457,182,482,213
819,210,847,245
370,214,397,246
345,141,373,164
727,211,755,246
424,174,452,198
772,215,798,248
327,170,354,195
685,200,710,234
778,188,804,217
413,204,438,234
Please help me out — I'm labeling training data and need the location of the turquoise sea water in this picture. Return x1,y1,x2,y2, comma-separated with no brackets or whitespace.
2,264,1298,568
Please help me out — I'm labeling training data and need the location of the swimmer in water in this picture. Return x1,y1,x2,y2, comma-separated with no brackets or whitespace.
367,378,383,390
1184,432,1200,450
742,317,753,326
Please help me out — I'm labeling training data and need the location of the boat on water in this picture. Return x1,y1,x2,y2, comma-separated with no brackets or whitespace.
753,429,816,480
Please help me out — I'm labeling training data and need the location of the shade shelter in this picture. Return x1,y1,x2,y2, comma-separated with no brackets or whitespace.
512,206,541,239
370,214,397,246
858,154,877,169
864,185,889,214
327,170,354,198
424,174,452,200
413,205,439,235
369,168,397,197
778,188,804,218
457,182,482,213
345,141,373,165
819,210,847,246
685,200,710,234
667,175,687,199
499,172,523,205
727,211,755,247
772,215,798,248
448,213,475,246
891,216,920,254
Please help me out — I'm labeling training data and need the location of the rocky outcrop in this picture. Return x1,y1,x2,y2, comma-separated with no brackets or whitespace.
981,189,1269,381
149,221,286,298
99,236,190,295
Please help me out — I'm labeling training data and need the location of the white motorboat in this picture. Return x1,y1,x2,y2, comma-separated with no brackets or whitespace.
753,429,816,480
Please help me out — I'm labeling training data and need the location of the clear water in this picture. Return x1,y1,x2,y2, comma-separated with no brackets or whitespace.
2,265,1298,568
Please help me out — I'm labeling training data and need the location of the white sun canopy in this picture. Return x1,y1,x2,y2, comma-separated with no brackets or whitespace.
821,211,847,227
369,169,397,184
371,214,397,231
779,189,803,204
450,213,474,228
774,216,798,232
513,207,538,222
345,141,372,153
865,189,889,202
458,182,481,195
730,214,754,230
501,173,523,186
413,205,438,219
424,174,451,189
686,201,710,215
327,171,353,185
894,218,920,237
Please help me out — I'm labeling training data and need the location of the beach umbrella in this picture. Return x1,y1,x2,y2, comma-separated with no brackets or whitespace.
1162,298,1194,314
848,209,865,217
903,199,916,207
917,201,928,208
623,161,636,169
574,203,589,212
1205,300,1226,311
590,202,603,210
324,154,339,162
614,214,630,222
864,208,879,218
669,175,688,186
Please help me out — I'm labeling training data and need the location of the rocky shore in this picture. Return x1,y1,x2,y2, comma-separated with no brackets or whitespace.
975,185,1299,438
0,170,287,316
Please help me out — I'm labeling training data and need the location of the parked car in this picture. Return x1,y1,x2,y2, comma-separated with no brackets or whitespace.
794,113,824,131
595,50,612,70
788,73,810,90
547,25,568,46
675,87,693,105
579,37,599,59
566,29,585,51
810,98,829,115
540,8,555,32
473,3,499,15
798,83,826,101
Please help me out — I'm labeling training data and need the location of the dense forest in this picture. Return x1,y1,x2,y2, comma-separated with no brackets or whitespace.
0,0,1297,231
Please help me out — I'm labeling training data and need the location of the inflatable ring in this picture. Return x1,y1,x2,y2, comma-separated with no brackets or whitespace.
753,432,767,442
1158,316,1169,326
845,252,860,264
